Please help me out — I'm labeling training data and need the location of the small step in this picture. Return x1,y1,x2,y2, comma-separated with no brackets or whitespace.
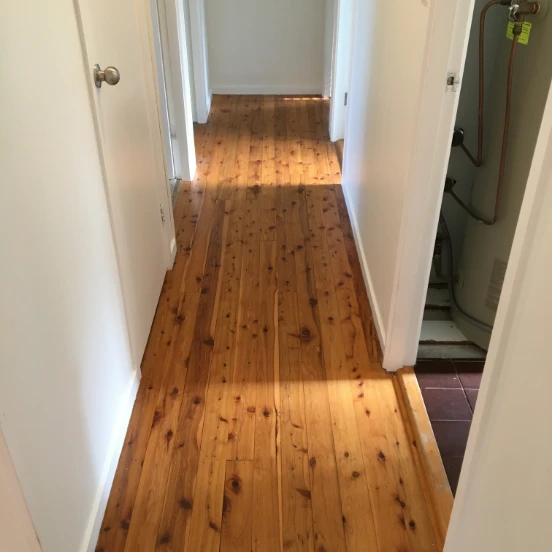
428,282,448,289
420,320,470,344
425,287,450,309
418,320,486,360
417,344,486,360
423,309,452,322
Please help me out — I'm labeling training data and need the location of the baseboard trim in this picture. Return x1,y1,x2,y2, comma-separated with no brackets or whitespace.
395,367,453,548
82,369,141,552
340,182,387,351
169,237,177,269
206,89,213,119
211,84,324,96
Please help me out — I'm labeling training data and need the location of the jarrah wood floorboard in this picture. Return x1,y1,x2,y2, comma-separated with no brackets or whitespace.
95,96,440,552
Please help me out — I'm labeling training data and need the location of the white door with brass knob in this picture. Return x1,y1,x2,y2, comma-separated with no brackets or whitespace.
76,0,173,366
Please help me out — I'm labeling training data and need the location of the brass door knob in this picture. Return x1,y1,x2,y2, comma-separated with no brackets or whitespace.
93,64,121,88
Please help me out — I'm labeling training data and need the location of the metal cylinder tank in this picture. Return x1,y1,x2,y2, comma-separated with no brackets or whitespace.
452,4,552,349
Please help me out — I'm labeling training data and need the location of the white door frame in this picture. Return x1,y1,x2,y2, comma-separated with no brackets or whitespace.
138,0,178,265
148,0,177,184
444,67,552,552
329,0,355,143
188,0,212,123
382,0,476,370
158,0,197,181
77,0,178,271
75,0,179,368
323,0,335,99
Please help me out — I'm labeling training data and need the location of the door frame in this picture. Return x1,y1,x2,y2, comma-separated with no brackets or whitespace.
138,0,178,265
161,0,212,126
74,0,179,368
444,66,552,552
187,0,212,123
328,0,355,142
148,0,177,184
157,0,197,180
323,0,336,99
381,0,476,370
75,0,178,271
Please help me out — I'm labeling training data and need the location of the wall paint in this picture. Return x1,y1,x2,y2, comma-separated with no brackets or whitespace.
0,2,138,551
445,79,552,552
342,0,433,346
205,0,326,94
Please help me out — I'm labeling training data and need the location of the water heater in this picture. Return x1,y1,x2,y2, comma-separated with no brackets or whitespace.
452,4,552,349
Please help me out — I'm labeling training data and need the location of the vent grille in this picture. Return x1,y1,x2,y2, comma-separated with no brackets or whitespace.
485,258,508,312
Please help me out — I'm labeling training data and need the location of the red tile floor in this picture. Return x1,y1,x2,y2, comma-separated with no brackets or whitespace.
414,359,485,494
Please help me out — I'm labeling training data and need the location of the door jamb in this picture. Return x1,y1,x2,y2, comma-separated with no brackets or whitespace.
444,75,552,550
382,0,475,370
149,0,177,184
138,0,178,267
188,0,212,123
323,0,336,99
329,0,354,143
158,0,197,182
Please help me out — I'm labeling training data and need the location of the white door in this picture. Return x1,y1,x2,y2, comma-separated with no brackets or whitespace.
76,0,170,364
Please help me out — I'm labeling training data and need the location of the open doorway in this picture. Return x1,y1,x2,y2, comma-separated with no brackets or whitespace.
328,0,356,166
154,0,355,195
415,0,551,493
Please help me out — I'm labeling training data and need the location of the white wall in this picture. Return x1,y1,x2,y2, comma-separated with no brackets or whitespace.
445,80,552,552
342,0,434,347
205,0,326,94
0,2,138,551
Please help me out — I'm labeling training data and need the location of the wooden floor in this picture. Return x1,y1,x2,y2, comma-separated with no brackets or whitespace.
96,96,441,552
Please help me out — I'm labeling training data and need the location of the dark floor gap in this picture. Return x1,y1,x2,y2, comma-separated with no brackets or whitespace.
414,359,484,494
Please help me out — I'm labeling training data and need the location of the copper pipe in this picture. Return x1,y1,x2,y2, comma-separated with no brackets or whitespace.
494,33,519,222
461,0,503,167
449,33,519,225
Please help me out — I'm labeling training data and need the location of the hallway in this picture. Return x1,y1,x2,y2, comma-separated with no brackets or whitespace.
96,96,442,552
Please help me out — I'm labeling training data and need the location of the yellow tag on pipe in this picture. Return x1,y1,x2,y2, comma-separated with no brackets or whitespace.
507,21,532,45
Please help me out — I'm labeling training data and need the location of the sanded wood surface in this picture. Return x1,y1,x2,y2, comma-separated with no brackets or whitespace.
396,367,454,548
95,96,440,552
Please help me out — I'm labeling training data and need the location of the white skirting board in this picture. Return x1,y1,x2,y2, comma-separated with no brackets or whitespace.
211,84,324,95
169,237,177,269
340,182,387,354
82,370,141,552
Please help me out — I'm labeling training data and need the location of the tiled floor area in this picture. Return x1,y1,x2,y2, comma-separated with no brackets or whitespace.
414,359,485,493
